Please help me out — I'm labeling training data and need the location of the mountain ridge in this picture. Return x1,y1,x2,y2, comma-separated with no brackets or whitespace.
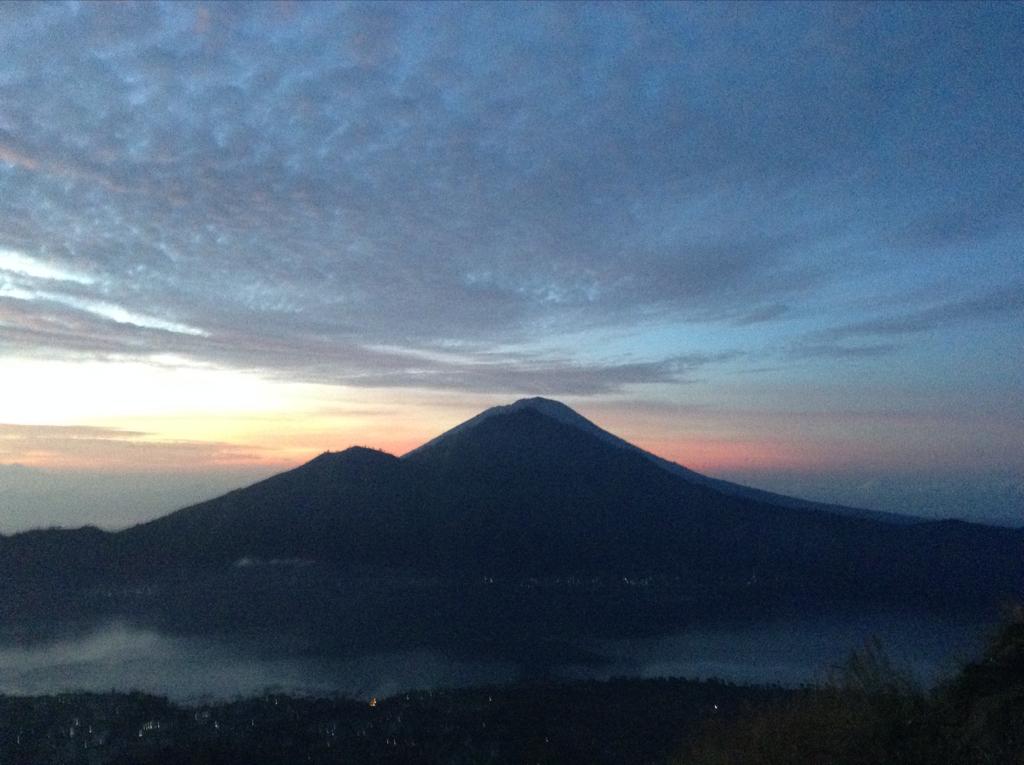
0,398,1020,619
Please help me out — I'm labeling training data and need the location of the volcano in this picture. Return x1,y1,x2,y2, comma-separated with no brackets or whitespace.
1,398,1021,633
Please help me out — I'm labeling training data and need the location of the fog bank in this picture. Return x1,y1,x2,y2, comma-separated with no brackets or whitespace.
0,615,989,702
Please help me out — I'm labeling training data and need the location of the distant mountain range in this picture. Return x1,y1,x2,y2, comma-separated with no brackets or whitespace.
0,398,1020,640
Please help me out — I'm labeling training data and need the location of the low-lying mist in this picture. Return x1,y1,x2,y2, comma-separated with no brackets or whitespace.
0,614,988,703
0,621,516,701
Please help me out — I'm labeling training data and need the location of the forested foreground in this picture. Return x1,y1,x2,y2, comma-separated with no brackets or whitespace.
0,609,1020,765
679,607,1024,764
0,678,785,765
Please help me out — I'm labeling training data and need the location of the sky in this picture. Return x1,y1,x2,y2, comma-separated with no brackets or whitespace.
0,1,1021,531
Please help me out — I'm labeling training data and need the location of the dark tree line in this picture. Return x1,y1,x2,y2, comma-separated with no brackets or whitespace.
677,606,1024,764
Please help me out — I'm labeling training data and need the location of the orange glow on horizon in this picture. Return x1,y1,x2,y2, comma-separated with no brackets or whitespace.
632,430,977,475
634,437,835,473
0,355,461,472
6,355,992,479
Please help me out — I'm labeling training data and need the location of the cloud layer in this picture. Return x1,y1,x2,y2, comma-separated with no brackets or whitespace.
0,2,1020,393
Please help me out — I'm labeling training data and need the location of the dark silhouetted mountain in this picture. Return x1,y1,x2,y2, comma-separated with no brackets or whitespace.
1,399,1021,625
409,397,916,524
117,446,413,570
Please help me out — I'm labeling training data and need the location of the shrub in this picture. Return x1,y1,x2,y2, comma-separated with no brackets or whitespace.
676,610,1024,765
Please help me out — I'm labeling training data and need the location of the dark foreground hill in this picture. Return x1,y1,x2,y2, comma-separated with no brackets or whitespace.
0,398,1020,648
0,678,787,765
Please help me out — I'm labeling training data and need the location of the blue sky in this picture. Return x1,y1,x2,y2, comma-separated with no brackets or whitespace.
0,2,1021,528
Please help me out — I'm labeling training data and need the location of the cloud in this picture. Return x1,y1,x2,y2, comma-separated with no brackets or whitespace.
821,285,1024,341
0,3,1020,395
0,296,207,357
332,351,741,396
730,303,790,326
0,249,94,284
0,424,147,440
788,342,901,360
0,422,269,470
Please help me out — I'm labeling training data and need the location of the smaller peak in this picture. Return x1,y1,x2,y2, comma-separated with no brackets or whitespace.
307,446,395,466
337,446,386,457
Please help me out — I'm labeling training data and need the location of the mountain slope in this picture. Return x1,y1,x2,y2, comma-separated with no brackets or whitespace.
407,397,917,524
402,406,1022,602
1,399,1020,615
117,446,416,569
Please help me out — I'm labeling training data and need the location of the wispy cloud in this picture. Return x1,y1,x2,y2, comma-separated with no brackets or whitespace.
0,422,269,470
0,248,94,284
0,423,147,440
788,343,901,361
335,351,742,395
820,285,1024,341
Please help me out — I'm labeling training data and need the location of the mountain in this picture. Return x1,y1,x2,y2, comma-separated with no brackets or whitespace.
406,397,916,524
1,398,1021,637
